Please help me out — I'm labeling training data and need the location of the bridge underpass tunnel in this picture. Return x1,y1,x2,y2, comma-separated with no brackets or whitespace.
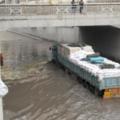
7,26,120,63
80,26,120,62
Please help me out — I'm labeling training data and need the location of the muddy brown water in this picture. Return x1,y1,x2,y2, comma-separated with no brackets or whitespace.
0,31,120,120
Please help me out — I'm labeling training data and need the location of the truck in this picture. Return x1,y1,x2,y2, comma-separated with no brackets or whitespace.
51,43,120,98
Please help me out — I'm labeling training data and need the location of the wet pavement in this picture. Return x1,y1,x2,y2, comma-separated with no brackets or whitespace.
0,31,52,80
0,31,120,120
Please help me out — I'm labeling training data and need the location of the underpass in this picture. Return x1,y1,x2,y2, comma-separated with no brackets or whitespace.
1,1,120,120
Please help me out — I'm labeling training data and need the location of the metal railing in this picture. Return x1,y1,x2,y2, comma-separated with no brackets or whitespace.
0,3,120,16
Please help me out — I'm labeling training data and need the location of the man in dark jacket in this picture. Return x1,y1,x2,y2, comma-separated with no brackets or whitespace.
0,53,3,67
79,0,84,14
71,0,76,13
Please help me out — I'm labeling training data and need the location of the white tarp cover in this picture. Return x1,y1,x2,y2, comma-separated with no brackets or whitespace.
0,78,8,97
68,46,120,81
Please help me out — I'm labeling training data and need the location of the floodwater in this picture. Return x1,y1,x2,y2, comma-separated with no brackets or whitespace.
0,31,120,120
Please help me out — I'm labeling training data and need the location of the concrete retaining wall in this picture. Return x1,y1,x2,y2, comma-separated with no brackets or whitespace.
16,27,81,43
11,26,120,62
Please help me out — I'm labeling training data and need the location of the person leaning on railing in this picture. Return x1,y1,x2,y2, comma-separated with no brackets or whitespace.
79,0,84,14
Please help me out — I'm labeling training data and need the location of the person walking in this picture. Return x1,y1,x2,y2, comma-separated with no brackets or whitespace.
79,0,84,14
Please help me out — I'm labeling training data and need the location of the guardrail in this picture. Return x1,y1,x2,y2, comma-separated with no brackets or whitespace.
0,3,120,16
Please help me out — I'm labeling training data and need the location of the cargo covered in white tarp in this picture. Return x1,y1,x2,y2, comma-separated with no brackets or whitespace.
67,45,120,81
58,44,81,58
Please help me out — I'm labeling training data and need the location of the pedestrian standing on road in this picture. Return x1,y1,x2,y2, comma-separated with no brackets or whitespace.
71,0,76,14
79,0,84,14
0,53,4,67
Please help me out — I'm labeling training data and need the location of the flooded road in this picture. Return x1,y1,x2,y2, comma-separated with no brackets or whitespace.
0,31,120,120
1,31,52,80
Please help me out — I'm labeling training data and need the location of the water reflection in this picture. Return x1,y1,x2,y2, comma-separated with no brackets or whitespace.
1,39,52,70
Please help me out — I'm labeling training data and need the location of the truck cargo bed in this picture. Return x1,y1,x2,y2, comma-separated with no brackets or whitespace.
52,44,120,98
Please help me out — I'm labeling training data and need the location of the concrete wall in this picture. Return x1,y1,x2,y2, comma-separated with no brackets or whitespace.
12,26,120,62
22,27,81,43
1,14,120,31
80,26,120,62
